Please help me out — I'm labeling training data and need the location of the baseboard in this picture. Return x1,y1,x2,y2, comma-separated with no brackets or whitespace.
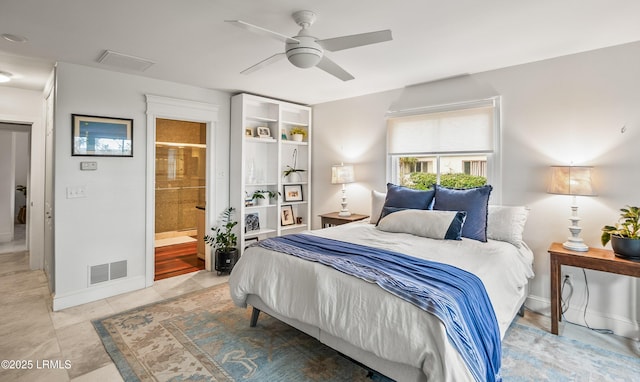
52,275,146,311
525,294,640,340
0,231,13,243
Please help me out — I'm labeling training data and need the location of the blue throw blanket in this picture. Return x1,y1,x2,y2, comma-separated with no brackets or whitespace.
255,234,501,382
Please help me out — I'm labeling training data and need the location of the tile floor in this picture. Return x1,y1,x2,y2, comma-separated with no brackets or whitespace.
0,224,26,254
0,242,637,381
0,245,228,382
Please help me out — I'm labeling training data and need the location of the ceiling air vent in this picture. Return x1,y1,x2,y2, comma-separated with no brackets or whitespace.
97,50,155,72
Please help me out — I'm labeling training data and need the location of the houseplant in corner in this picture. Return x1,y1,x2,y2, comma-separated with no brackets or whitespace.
204,207,239,274
601,205,640,260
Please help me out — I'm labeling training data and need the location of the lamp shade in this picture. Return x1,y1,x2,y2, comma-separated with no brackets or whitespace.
331,164,355,184
547,166,596,196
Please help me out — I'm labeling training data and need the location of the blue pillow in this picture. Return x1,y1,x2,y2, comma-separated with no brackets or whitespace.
379,183,436,221
433,184,492,242
384,183,435,209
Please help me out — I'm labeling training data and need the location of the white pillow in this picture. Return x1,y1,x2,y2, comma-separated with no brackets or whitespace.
370,190,386,224
487,205,529,247
376,209,467,240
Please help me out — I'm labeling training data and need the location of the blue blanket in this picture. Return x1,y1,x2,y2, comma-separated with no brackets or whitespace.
255,234,501,382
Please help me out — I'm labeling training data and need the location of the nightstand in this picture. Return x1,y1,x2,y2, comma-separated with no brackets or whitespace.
548,242,640,335
319,212,369,228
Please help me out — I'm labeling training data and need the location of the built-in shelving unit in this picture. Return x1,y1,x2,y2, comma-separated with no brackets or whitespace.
230,93,312,254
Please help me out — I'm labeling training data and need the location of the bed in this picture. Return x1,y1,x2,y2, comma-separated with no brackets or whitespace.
229,185,534,382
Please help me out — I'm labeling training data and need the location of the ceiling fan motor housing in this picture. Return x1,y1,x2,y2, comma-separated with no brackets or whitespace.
286,35,323,68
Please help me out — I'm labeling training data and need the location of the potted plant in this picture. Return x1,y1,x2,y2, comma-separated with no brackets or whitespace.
251,190,280,206
204,207,239,274
289,126,307,142
601,205,640,260
283,148,306,182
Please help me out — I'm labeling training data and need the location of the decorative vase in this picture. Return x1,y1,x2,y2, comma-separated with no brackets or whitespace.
292,134,303,142
256,192,270,206
611,236,640,261
285,172,302,183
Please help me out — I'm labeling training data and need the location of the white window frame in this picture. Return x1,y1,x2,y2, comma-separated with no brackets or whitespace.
386,96,502,203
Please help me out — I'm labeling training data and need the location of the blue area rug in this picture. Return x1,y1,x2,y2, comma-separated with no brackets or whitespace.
502,321,640,381
93,283,640,381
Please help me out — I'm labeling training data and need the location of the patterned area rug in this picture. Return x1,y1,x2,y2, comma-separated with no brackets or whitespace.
94,283,640,381
502,322,640,381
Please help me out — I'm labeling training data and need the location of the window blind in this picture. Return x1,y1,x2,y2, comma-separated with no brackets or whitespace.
387,103,495,155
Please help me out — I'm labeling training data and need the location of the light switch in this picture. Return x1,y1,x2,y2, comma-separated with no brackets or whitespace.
81,161,97,171
66,186,87,199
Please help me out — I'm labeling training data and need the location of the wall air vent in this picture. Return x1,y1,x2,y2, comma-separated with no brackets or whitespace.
110,260,127,280
97,50,155,72
89,260,128,285
90,264,109,285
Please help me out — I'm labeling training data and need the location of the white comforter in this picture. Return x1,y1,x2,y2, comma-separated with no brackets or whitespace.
229,222,534,381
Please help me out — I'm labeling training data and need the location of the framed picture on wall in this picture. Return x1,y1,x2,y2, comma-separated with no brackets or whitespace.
72,114,133,157
281,205,294,226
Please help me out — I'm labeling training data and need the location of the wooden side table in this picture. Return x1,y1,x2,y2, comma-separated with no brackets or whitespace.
319,212,369,228
548,242,640,335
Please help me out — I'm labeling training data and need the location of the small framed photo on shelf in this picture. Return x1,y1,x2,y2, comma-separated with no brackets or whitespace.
245,212,260,233
283,184,303,202
256,126,271,138
281,205,295,226
281,128,287,140
245,128,253,137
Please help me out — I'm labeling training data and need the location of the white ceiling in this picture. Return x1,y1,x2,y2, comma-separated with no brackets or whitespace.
1,0,639,105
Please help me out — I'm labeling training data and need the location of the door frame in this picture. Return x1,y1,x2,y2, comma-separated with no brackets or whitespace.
145,95,219,287
0,113,45,271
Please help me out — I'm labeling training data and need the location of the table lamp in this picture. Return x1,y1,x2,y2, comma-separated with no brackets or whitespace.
547,166,596,251
331,163,355,217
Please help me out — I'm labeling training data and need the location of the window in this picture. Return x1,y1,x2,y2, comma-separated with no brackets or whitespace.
387,98,500,191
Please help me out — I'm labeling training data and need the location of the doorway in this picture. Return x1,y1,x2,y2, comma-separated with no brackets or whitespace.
0,123,30,255
154,118,206,280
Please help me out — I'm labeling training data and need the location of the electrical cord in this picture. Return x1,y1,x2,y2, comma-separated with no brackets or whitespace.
560,269,614,335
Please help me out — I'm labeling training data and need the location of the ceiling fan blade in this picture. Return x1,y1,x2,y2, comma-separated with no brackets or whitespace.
316,56,354,81
240,53,285,75
317,30,392,52
225,20,299,44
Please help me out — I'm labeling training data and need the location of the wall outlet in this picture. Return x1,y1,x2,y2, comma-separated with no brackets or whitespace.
563,273,573,287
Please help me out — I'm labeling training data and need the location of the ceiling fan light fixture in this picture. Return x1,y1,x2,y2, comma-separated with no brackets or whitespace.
286,35,323,68
286,47,323,68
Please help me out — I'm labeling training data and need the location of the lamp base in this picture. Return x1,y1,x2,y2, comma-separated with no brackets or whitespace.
338,210,351,217
562,239,589,252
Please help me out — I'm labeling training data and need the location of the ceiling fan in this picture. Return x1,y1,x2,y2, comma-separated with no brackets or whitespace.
226,10,392,81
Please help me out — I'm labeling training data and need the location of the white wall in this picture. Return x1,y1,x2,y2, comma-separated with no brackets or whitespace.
52,63,231,309
312,41,640,338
